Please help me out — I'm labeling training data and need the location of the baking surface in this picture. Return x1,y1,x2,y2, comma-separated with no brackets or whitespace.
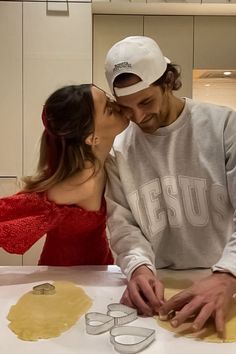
1,265,236,354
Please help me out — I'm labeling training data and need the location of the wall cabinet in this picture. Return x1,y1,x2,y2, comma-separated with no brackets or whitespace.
144,16,194,98
0,1,92,265
93,15,143,93
23,2,92,175
194,16,236,69
0,3,22,177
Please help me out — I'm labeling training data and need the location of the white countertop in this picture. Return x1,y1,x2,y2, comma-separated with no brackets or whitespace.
0,265,235,354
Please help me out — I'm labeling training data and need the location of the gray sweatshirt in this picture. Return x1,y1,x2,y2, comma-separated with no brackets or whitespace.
105,98,236,279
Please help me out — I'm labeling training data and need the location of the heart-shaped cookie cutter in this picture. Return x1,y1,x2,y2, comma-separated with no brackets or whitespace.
107,303,138,326
85,303,155,353
85,312,114,334
110,325,155,354
32,283,55,295
85,303,137,335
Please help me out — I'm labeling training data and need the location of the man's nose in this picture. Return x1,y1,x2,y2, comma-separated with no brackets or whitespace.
127,108,145,124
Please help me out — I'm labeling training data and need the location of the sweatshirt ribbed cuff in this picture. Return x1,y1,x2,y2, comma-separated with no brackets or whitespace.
127,262,156,281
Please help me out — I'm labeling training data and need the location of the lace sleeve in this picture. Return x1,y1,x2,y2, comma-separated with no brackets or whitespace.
0,192,69,254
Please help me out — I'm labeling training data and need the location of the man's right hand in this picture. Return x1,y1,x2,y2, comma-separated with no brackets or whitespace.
120,265,164,316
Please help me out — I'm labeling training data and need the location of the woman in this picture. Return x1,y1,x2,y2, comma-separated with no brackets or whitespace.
0,84,129,266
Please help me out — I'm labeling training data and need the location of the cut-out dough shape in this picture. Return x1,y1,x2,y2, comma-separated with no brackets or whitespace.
7,281,92,341
155,277,236,343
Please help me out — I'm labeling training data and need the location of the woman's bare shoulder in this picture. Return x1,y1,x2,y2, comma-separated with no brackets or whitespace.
47,167,105,207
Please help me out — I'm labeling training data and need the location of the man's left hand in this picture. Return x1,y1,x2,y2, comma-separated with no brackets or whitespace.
159,272,236,337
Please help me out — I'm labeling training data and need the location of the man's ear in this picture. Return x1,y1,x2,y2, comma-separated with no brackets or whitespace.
85,133,100,146
165,71,174,89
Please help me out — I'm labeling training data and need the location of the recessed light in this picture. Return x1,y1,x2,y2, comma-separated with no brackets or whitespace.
223,71,232,76
205,84,210,87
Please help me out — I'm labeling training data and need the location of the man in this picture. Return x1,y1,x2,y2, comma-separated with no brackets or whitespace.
104,35,236,336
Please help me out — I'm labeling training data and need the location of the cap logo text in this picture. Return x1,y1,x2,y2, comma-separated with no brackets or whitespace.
113,62,132,73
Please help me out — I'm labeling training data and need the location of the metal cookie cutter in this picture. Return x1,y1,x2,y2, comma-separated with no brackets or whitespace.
85,304,155,353
110,325,155,354
159,309,176,321
32,282,56,295
107,303,137,326
85,312,114,335
85,303,137,335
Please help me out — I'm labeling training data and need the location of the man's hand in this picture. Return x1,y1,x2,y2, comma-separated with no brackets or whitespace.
159,272,236,336
120,265,164,316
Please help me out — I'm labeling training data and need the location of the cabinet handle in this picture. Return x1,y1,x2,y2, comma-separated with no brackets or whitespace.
46,0,69,15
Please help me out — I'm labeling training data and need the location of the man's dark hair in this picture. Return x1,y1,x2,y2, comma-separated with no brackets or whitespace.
113,63,182,92
153,63,182,91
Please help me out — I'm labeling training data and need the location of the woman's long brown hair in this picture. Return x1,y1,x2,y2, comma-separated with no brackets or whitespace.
22,84,98,192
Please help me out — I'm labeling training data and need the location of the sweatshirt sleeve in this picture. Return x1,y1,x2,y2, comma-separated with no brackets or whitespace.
212,109,236,276
105,154,156,280
0,192,69,255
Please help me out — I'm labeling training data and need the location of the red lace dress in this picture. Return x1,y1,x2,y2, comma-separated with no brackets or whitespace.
0,192,113,266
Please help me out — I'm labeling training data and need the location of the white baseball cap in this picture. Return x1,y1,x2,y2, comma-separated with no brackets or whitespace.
105,36,170,97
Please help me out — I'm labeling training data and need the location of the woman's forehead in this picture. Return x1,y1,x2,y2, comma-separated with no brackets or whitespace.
92,84,114,97
92,85,116,106
91,85,108,115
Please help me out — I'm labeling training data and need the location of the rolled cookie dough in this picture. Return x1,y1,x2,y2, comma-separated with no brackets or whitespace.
7,281,92,341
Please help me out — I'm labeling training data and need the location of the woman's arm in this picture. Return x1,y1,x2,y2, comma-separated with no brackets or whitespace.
0,192,69,254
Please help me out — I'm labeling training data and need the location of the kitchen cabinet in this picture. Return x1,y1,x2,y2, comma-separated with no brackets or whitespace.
93,15,143,93
23,1,92,175
0,2,22,177
194,16,236,69
0,1,92,265
144,15,194,98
